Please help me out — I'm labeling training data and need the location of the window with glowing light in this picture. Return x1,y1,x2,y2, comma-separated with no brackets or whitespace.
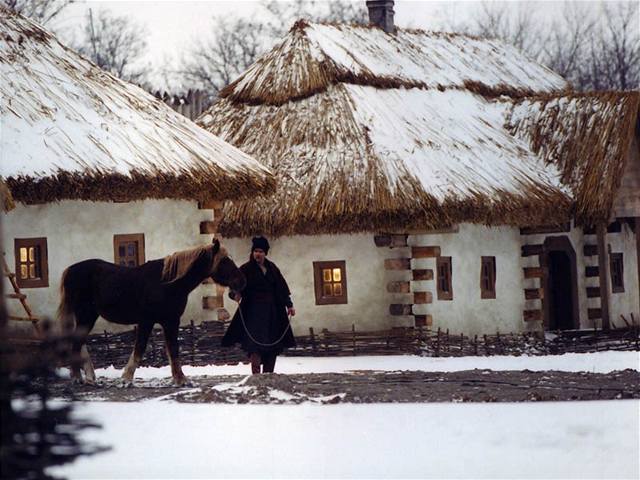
14,237,48,288
313,260,347,305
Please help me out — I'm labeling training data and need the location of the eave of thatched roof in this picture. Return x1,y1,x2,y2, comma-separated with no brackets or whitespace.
1,180,15,212
200,85,571,237
0,7,275,206
220,20,569,106
504,91,640,226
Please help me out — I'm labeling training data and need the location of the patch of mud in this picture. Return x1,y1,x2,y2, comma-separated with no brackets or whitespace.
46,369,640,404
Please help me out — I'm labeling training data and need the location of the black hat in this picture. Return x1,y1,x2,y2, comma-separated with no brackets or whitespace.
251,236,270,254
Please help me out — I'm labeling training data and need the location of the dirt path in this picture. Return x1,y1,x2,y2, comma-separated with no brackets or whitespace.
49,369,640,404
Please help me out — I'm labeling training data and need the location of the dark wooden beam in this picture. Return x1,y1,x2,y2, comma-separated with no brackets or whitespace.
524,288,543,300
412,269,434,281
414,314,433,327
374,234,408,248
521,244,544,257
523,310,542,322
585,266,599,277
586,287,601,298
389,304,413,316
412,246,441,258
523,267,544,279
596,224,610,330
413,292,433,304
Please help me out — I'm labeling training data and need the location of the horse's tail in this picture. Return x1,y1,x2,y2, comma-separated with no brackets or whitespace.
56,266,76,333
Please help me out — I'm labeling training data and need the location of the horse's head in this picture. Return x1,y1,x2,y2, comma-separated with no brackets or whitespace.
210,239,246,292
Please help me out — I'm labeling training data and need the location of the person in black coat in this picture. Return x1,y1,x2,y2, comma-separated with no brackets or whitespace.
221,236,296,374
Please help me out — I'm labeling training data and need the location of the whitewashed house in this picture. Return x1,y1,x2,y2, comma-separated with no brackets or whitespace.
198,1,640,336
0,8,274,332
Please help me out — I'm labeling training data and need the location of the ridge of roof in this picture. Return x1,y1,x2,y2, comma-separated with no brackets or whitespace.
219,19,569,106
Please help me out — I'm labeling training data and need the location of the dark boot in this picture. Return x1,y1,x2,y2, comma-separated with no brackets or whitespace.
262,353,277,373
249,352,261,374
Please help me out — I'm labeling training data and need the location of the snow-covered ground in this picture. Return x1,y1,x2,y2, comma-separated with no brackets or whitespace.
50,352,640,479
93,350,640,379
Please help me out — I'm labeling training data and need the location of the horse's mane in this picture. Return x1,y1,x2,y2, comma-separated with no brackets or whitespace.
161,244,227,283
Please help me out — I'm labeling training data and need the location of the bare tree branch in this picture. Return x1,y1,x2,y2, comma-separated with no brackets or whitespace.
73,8,150,86
1,0,71,25
178,0,366,93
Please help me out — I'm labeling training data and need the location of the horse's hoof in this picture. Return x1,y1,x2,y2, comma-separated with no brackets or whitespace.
174,378,194,388
117,379,134,389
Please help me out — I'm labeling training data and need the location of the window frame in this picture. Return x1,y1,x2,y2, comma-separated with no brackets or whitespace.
313,260,348,305
436,256,453,301
609,252,624,293
14,237,49,288
113,233,145,267
480,256,496,299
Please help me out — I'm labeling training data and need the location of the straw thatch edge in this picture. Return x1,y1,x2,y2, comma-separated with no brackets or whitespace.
5,169,276,206
218,178,572,238
1,180,15,212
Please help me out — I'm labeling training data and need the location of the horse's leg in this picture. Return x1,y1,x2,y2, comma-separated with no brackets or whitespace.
71,307,98,385
122,321,153,383
80,345,96,385
162,321,188,386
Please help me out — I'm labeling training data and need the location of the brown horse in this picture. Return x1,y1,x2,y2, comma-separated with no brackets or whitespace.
57,239,245,386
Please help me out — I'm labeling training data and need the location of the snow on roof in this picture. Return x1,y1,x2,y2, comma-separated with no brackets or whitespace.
199,21,573,236
200,85,570,236
0,7,275,205
220,21,569,106
504,91,640,226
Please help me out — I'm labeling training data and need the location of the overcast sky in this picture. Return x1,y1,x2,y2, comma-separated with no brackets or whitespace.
48,0,580,89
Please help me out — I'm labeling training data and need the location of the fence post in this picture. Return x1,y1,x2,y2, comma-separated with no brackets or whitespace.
352,324,356,354
309,327,316,354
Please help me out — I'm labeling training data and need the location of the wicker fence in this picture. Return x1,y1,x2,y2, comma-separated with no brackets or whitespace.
85,320,640,369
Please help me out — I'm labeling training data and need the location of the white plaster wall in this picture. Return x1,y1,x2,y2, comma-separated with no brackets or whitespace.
410,224,532,336
221,234,411,336
2,200,216,332
608,222,640,327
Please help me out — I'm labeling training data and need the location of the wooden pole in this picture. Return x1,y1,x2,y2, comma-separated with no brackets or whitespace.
596,223,611,330
635,218,640,311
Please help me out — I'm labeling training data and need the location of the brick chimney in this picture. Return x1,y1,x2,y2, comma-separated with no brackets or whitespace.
366,0,395,33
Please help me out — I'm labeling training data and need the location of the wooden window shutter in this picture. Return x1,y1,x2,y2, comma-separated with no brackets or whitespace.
436,256,453,301
480,256,496,299
609,253,624,293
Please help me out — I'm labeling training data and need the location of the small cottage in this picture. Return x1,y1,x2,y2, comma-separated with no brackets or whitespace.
0,7,274,332
198,1,639,336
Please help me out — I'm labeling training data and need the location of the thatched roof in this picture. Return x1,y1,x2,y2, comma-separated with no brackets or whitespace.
220,20,569,106
199,21,572,237
1,180,14,212
0,7,275,206
504,91,640,227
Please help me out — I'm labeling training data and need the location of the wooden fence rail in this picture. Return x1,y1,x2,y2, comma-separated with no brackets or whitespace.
84,320,640,369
